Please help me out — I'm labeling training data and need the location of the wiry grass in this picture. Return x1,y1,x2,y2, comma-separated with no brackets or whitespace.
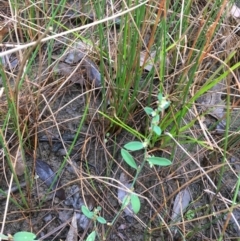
0,0,240,240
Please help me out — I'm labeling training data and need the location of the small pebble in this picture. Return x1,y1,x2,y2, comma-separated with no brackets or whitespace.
58,148,67,156
43,214,52,223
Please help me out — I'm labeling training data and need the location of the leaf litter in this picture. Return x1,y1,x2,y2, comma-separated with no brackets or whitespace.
118,172,135,217
35,159,66,200
170,188,191,237
53,41,102,87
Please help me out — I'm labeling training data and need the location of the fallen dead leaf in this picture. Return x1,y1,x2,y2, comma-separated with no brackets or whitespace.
10,146,25,176
35,159,66,200
118,172,134,217
66,212,78,241
171,188,191,222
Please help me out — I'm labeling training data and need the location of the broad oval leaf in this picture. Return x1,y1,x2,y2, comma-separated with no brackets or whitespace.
121,149,137,169
97,216,107,224
130,193,141,214
81,205,94,219
147,157,172,166
13,232,36,241
0,234,9,240
153,126,161,136
86,231,96,241
144,106,154,115
124,141,144,151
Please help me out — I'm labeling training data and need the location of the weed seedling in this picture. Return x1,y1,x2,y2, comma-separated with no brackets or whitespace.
119,93,172,214
83,94,172,240
0,231,38,241
81,205,107,241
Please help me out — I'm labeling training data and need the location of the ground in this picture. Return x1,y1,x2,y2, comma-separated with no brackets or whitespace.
1,1,240,241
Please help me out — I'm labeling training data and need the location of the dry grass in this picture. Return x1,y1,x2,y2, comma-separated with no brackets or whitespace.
0,0,240,240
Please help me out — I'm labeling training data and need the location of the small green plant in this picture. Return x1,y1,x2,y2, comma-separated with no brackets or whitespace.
119,93,172,214
81,205,107,241
81,205,107,225
0,231,38,241
185,209,195,220
82,95,171,240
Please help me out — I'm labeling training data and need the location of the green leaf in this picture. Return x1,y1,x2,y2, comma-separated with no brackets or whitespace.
81,205,94,219
153,125,161,136
130,193,141,214
186,209,195,220
121,149,137,169
163,101,170,109
13,232,36,241
0,234,8,240
158,96,170,110
96,206,102,211
157,93,163,101
86,231,96,241
152,114,159,124
147,157,172,166
124,141,144,151
144,107,154,115
97,216,107,224
122,195,130,209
